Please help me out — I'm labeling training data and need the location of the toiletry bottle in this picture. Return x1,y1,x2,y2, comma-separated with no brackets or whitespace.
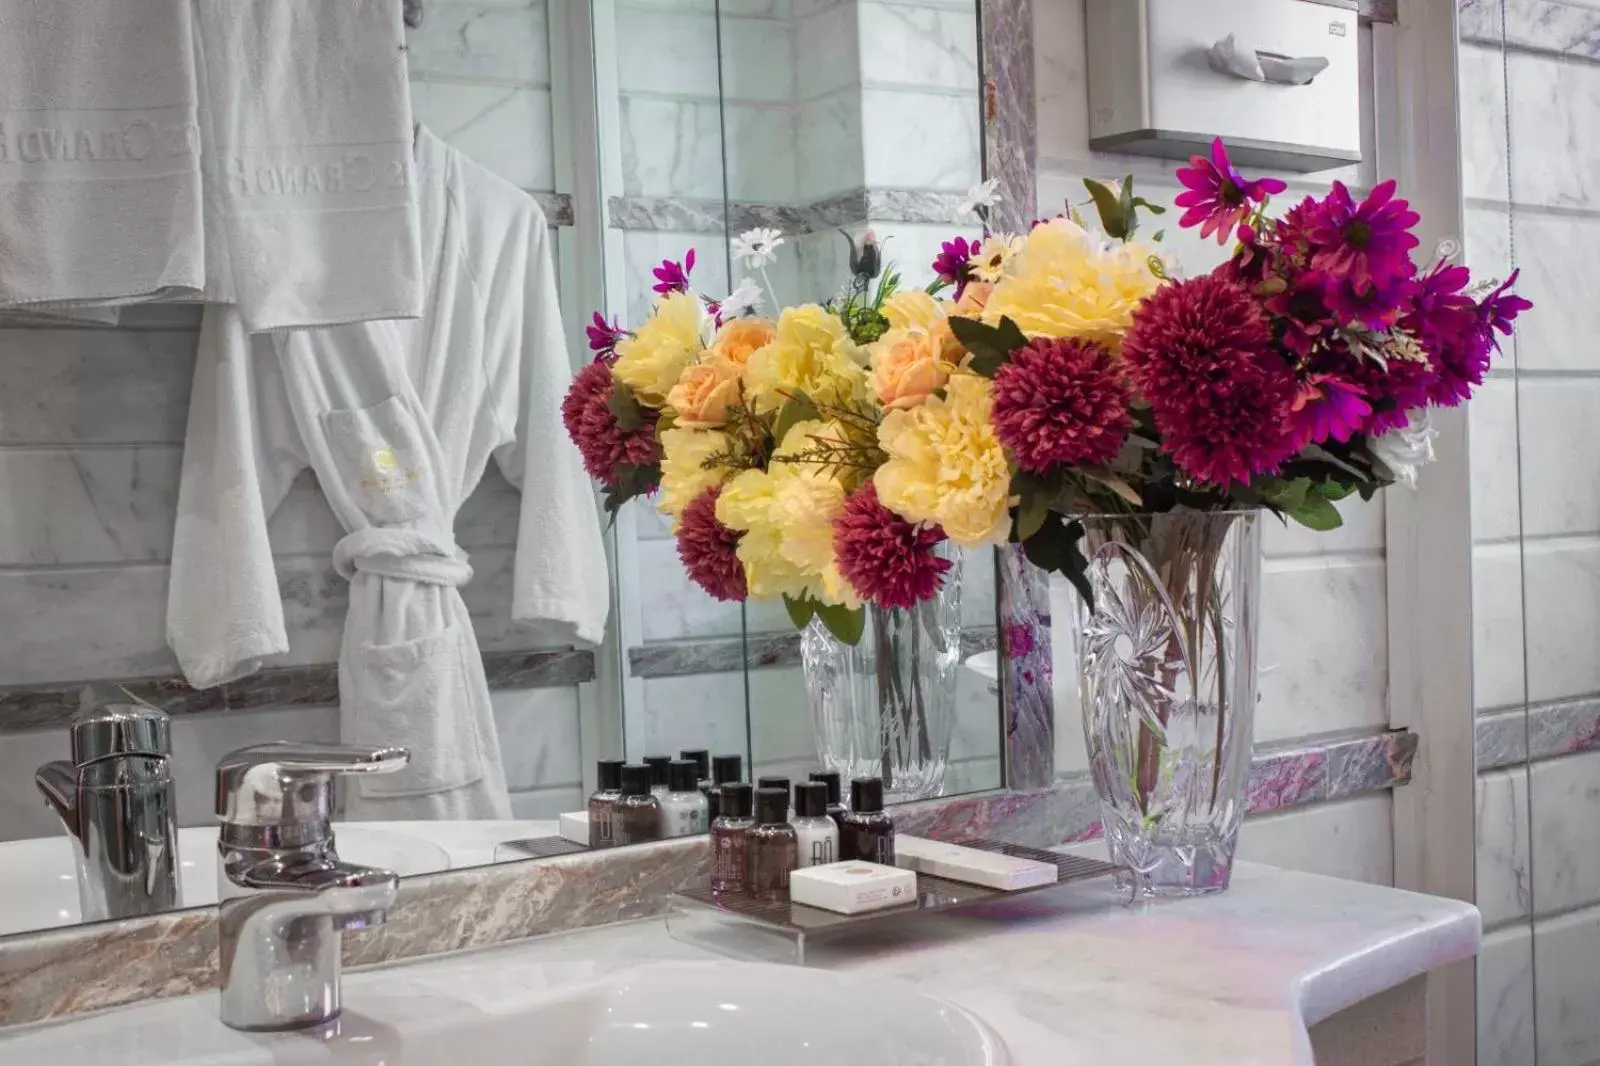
791,782,839,868
745,787,799,900
660,759,710,837
757,775,791,796
643,755,672,796
680,749,711,790
710,783,754,894
614,764,662,845
839,777,895,865
708,754,744,819
587,758,625,848
810,770,848,827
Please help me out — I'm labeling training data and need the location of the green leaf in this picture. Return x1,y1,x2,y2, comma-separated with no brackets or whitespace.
1084,178,1127,240
1258,475,1312,512
654,409,677,440
1313,480,1357,502
783,594,818,631
1082,470,1143,507
773,393,822,444
949,315,1027,377
1286,492,1344,532
815,602,866,646
607,382,645,432
1021,513,1095,613
600,463,662,526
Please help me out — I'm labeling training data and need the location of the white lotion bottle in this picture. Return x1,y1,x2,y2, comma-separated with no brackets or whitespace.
659,759,711,837
792,782,839,868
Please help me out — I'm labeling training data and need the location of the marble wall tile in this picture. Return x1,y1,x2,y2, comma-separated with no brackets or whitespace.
634,673,750,760
795,93,866,200
410,82,555,191
1460,41,1510,204
0,727,82,842
1518,378,1600,535
406,0,551,85
1470,377,1522,544
747,666,816,765
619,97,727,200
617,9,794,104
0,329,194,445
624,0,790,15
0,447,181,566
860,87,981,191
1506,48,1600,210
867,221,982,291
1474,543,1528,713
1477,768,1534,929
857,1,979,92
1534,903,1600,1064
1235,794,1394,886
620,230,730,325
1260,496,1386,559
794,1,859,101
1523,537,1600,703
1479,924,1537,1066
492,687,583,793
1504,212,1600,372
1529,749,1600,917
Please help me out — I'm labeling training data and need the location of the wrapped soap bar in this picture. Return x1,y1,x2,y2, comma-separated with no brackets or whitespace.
788,861,916,915
894,837,1058,891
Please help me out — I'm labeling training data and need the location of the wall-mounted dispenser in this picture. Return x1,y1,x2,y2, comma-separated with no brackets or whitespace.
1086,0,1362,173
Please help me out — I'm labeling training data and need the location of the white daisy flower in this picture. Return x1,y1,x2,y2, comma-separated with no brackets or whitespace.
731,227,785,270
720,276,765,319
958,178,1002,218
972,234,1022,283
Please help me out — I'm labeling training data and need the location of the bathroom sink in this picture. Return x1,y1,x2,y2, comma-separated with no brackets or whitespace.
0,824,450,934
0,962,1010,1066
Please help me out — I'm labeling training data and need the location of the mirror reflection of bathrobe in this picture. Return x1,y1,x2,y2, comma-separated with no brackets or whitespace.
168,127,608,820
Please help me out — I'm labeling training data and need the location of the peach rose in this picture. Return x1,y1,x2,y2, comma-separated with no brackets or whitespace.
710,318,776,368
953,281,993,319
667,356,744,428
871,328,953,411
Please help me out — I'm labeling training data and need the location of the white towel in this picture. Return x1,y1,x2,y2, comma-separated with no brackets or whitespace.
192,0,423,332
0,0,205,311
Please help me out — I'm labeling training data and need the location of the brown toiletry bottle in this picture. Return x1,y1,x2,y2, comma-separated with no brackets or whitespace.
588,758,626,848
614,763,662,845
757,775,791,795
708,754,744,820
642,754,672,796
839,777,895,865
710,782,754,894
745,787,799,901
810,770,848,827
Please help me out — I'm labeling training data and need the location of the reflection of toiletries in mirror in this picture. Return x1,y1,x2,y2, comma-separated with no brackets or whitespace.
680,749,711,790
615,764,662,845
758,775,791,795
710,783,754,893
708,754,744,820
745,787,799,900
643,755,672,796
839,778,895,865
792,782,838,868
810,771,848,826
588,759,625,848
661,759,710,837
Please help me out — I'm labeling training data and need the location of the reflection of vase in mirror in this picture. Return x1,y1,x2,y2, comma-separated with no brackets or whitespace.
1069,510,1262,897
800,554,962,804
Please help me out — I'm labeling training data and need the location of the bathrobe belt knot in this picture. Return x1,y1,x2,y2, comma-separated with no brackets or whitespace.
331,527,473,589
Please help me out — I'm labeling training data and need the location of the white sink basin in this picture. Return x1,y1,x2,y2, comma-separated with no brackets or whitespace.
0,962,1010,1066
0,824,450,934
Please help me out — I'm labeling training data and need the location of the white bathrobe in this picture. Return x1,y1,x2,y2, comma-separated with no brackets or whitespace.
168,127,609,820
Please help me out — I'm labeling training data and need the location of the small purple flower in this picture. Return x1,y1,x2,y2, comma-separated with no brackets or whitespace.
1174,138,1287,245
1404,259,1485,407
586,311,627,360
932,236,976,298
1265,270,1337,356
652,248,696,295
1323,276,1408,331
1479,268,1533,336
1309,180,1421,290
1290,375,1371,446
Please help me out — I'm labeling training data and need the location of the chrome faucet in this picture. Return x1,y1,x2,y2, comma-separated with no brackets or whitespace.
35,703,181,922
215,742,410,1032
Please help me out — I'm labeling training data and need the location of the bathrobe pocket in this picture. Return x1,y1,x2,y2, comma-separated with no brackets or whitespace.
347,624,486,798
324,395,431,526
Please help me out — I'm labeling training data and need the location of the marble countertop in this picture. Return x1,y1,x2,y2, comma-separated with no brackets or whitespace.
0,863,1479,1066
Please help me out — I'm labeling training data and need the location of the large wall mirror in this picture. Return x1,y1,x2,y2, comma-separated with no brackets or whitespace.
0,0,1001,943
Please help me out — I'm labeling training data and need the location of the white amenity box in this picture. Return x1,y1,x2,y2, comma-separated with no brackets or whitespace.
1086,0,1362,172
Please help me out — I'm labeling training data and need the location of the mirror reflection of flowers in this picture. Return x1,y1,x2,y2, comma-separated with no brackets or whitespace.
561,148,1531,642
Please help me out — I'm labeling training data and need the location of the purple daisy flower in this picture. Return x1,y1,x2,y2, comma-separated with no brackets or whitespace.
1174,138,1288,245
1323,276,1409,331
652,248,696,295
1265,269,1337,356
1309,180,1421,290
586,311,627,360
1290,375,1372,446
932,236,976,298
1479,268,1533,336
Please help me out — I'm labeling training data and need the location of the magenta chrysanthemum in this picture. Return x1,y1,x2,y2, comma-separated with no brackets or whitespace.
560,359,663,487
1309,180,1420,290
587,311,627,359
1124,275,1302,487
1265,269,1336,357
1290,375,1371,446
1314,344,1435,436
990,337,1132,473
1404,259,1489,407
676,488,747,603
833,484,953,610
652,248,696,295
932,237,976,299
1174,138,1287,244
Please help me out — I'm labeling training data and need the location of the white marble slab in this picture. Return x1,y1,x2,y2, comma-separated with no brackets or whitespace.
1479,924,1536,1066
1472,543,1527,713
1476,768,1533,929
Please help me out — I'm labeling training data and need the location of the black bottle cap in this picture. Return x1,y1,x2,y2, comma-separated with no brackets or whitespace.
643,755,671,787
809,771,842,805
719,782,753,820
794,781,828,818
755,787,789,826
680,749,711,780
757,775,791,795
621,763,652,798
597,759,625,791
850,777,885,813
668,759,699,793
712,754,743,786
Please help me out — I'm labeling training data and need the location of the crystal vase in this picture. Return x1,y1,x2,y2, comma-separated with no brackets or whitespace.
1068,509,1262,896
799,555,963,804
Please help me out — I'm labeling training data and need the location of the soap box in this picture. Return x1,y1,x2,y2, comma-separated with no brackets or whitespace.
789,861,917,915
893,836,1058,891
558,810,590,846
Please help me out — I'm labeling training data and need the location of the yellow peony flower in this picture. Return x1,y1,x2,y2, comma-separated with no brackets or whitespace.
714,420,859,606
744,305,867,414
875,373,1012,549
658,426,732,522
981,218,1160,347
666,355,743,429
613,291,706,404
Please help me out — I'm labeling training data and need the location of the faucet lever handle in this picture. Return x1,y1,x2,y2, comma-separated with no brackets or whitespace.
216,742,410,828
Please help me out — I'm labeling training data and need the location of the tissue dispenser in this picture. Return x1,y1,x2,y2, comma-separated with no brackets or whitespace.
1086,0,1362,173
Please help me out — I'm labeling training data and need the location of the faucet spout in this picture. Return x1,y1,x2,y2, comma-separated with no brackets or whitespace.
34,761,78,837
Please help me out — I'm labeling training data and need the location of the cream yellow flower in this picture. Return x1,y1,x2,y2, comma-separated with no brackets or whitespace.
658,426,732,522
883,290,945,332
715,420,859,606
972,234,1022,283
613,291,705,403
666,356,743,429
870,327,954,411
875,373,1012,549
981,218,1160,347
744,305,867,414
